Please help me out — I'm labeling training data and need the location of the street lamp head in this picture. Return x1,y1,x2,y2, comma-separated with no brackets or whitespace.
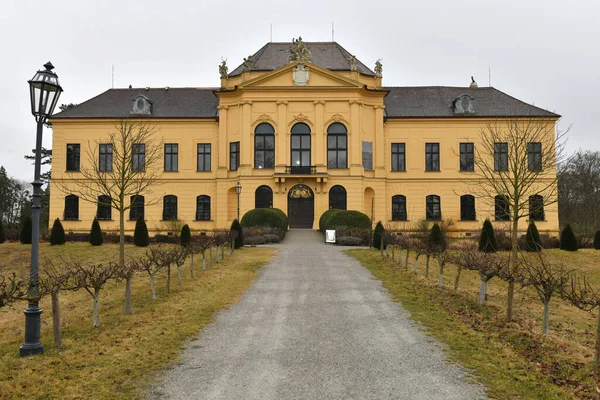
28,61,63,123
235,181,242,195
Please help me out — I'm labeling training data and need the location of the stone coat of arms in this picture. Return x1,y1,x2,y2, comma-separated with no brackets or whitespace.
293,63,310,86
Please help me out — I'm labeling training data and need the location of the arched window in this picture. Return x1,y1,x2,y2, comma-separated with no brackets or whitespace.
329,185,347,210
460,195,476,221
290,122,311,173
163,195,178,221
529,194,545,221
97,195,112,220
64,195,79,220
129,195,145,220
495,195,510,221
392,195,407,221
196,195,211,221
327,123,347,169
426,195,441,220
255,185,273,209
254,123,275,169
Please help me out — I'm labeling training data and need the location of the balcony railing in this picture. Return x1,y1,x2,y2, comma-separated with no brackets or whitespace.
285,165,316,175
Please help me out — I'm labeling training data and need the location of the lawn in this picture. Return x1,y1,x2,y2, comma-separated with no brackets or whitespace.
0,242,276,400
348,247,599,399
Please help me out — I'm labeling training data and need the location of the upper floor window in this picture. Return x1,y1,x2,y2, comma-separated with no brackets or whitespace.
495,195,510,221
163,195,177,220
230,141,240,171
528,142,542,171
66,144,80,171
529,194,545,221
64,194,79,220
494,142,508,172
426,195,441,220
254,123,275,169
329,185,347,210
291,123,311,170
164,144,178,172
362,141,373,171
392,195,407,221
327,123,347,169
460,142,474,172
255,185,273,209
129,195,144,221
196,195,211,221
132,143,145,172
99,144,112,172
460,195,476,221
197,143,211,172
97,195,112,220
425,143,439,171
391,143,405,172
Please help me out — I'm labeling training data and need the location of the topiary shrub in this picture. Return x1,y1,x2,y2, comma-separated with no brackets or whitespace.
230,219,244,248
336,236,364,246
20,216,32,244
373,221,385,250
594,231,600,250
89,217,103,246
478,219,497,253
270,209,288,233
0,219,5,244
245,236,266,246
241,208,287,235
180,224,191,247
560,224,578,252
324,210,371,231
319,209,341,233
428,223,446,253
133,215,150,247
525,221,542,252
50,218,66,245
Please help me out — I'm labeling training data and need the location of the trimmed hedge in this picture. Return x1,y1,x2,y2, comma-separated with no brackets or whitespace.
89,217,104,246
478,219,497,253
322,210,370,231
560,224,578,252
20,216,32,244
428,223,446,252
0,219,5,243
319,209,341,233
373,221,384,249
180,224,191,247
241,208,288,235
133,215,150,247
230,219,244,248
50,218,66,245
524,221,542,252
594,231,600,250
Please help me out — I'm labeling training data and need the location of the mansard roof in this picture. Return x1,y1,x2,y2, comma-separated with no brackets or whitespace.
228,42,376,77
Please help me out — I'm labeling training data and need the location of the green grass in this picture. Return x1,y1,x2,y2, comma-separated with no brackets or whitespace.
348,248,597,399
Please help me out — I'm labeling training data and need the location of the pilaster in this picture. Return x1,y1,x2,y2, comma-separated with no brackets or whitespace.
240,100,253,173
374,104,386,178
314,100,325,169
217,105,228,178
276,100,288,170
349,100,362,175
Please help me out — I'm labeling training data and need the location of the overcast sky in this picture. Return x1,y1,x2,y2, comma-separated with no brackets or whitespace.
1,0,597,182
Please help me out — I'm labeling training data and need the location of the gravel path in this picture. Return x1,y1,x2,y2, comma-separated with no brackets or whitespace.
149,230,487,400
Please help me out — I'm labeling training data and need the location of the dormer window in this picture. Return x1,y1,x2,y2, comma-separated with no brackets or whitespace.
454,94,475,114
131,95,152,115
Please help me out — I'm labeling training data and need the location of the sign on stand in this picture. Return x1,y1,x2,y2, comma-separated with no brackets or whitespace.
325,230,336,243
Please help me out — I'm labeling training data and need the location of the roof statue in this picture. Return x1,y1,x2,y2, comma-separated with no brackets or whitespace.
242,55,253,72
347,55,359,71
219,58,228,78
375,59,383,77
288,37,312,62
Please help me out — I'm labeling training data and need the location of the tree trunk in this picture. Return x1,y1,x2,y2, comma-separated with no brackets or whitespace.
542,300,550,336
391,245,395,260
413,256,419,273
507,280,515,322
425,255,430,277
454,265,463,292
149,274,156,300
177,265,182,284
51,289,61,348
222,244,225,259
507,215,520,322
216,245,220,263
385,244,389,257
125,276,132,314
405,250,410,270
120,208,132,314
228,243,232,256
438,262,444,287
202,251,206,271
190,253,195,279
380,239,384,256
93,288,100,328
478,272,487,305
398,248,402,264
166,265,171,294
209,247,213,268
595,307,600,371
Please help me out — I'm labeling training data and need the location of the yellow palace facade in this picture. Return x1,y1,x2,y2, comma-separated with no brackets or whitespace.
49,39,559,236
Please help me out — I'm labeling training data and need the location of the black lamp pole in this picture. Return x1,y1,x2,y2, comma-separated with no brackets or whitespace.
21,62,63,357
235,182,242,221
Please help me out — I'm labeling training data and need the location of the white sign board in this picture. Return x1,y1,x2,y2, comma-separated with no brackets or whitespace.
325,230,336,243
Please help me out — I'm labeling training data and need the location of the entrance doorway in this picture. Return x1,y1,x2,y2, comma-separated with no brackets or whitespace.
288,184,314,229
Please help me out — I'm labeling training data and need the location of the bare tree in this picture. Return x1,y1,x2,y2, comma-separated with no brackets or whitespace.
133,251,162,301
0,272,28,308
191,235,213,272
71,262,119,328
412,238,427,273
470,117,566,322
172,246,189,285
57,119,163,314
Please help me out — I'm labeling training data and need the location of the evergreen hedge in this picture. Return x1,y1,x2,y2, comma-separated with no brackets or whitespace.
231,219,243,248
240,208,288,235
319,209,341,233
133,215,150,247
20,216,32,244
180,224,191,247
478,219,497,253
373,221,385,250
428,223,446,253
323,210,371,231
50,218,66,245
89,217,103,246
594,230,600,250
525,221,542,252
0,219,5,244
560,224,578,252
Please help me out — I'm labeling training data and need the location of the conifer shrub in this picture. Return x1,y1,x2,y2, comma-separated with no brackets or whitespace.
478,219,497,253
428,223,446,253
50,218,66,245
594,230,600,250
89,217,103,246
241,208,287,235
180,224,191,247
0,219,5,244
319,209,341,233
133,215,150,247
230,219,243,248
373,221,385,249
324,210,371,231
525,221,542,252
560,224,578,252
20,216,32,244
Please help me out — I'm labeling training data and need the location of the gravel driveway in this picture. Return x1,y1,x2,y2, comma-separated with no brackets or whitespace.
149,230,487,399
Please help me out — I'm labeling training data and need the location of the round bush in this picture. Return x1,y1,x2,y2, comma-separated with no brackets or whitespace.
324,210,370,231
241,208,287,233
50,218,66,245
270,209,288,232
319,209,341,233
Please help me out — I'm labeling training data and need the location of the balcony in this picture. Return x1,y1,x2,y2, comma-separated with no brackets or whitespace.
285,165,316,175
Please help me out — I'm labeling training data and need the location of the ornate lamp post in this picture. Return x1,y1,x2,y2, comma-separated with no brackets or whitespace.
235,182,242,221
21,62,63,356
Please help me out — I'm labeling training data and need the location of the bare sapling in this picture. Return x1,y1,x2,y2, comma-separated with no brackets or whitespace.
71,262,118,328
173,246,189,285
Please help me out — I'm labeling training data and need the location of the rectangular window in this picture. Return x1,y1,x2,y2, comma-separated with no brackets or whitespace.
362,141,373,171
164,143,178,172
197,143,211,172
425,143,440,171
230,142,240,171
391,143,405,172
64,195,79,220
528,142,542,171
66,144,80,171
129,195,144,221
132,143,146,172
97,195,112,220
99,144,112,172
494,142,508,171
459,142,474,172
